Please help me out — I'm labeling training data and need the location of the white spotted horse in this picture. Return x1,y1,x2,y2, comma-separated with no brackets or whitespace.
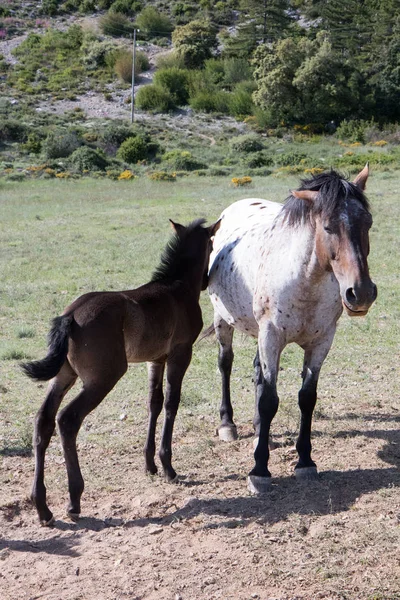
208,165,377,494
22,218,220,525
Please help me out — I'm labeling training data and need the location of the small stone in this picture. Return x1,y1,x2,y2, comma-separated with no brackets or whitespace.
119,413,127,421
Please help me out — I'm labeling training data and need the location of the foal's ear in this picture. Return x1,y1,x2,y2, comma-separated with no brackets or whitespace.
169,219,186,235
208,219,221,237
353,163,369,190
291,190,319,202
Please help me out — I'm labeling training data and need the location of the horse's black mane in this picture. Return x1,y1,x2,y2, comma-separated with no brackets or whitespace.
281,169,370,227
151,218,207,283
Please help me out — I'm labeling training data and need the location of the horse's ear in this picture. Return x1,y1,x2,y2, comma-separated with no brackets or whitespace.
291,190,319,202
169,219,186,235
208,219,221,237
353,163,369,190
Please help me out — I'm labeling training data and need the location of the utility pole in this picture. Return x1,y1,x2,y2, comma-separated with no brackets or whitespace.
131,28,138,123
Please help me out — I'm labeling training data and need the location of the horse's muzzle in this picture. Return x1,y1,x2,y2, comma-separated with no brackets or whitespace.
342,282,377,317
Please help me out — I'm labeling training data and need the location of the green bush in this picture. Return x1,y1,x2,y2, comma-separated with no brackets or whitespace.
246,152,274,168
117,136,148,163
40,0,59,16
153,68,189,105
336,119,374,144
223,57,252,87
162,150,206,171
228,82,255,117
109,0,138,15
0,119,28,142
69,146,108,171
22,133,42,155
189,89,230,113
136,7,173,38
156,52,186,70
102,125,135,147
42,130,82,159
277,151,308,166
230,134,264,153
135,84,175,113
99,11,134,37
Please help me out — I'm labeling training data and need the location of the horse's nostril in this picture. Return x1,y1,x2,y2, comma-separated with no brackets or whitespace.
346,288,357,304
372,283,378,300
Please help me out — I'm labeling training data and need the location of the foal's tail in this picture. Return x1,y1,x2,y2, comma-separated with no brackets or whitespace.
21,314,73,381
197,323,215,343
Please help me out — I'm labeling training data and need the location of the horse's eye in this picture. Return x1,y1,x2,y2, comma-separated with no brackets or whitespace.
324,225,333,234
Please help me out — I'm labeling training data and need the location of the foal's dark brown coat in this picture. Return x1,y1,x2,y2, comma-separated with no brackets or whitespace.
23,219,220,525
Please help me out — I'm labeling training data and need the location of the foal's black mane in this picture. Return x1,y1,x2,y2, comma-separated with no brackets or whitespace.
282,169,370,227
151,218,207,283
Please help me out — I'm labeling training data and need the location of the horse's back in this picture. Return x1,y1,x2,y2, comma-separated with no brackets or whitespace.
208,198,282,335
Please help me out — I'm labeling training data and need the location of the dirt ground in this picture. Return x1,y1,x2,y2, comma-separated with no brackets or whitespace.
1,391,399,600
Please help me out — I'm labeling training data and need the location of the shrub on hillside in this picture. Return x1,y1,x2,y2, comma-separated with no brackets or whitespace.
117,136,148,163
153,68,189,105
246,152,274,169
172,20,217,68
69,146,108,171
135,85,175,113
189,90,230,114
230,134,263,153
136,7,173,38
42,130,82,159
228,82,255,117
162,150,207,171
112,49,149,83
109,0,141,15
102,124,135,147
99,11,134,37
0,119,28,142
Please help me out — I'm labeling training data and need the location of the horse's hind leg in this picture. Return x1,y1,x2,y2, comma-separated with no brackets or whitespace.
32,363,77,526
57,374,124,520
295,335,334,480
159,343,192,482
215,312,237,441
144,361,165,475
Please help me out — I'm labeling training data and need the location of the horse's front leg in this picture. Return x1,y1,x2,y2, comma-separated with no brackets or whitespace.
159,343,192,482
144,361,165,475
214,312,237,441
248,323,283,494
295,332,335,480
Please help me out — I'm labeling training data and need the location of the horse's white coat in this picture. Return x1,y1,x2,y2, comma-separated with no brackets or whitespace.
208,197,342,352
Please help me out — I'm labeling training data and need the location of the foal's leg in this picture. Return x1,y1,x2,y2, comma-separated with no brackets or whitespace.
295,334,335,480
144,361,165,475
248,322,282,494
57,372,125,520
32,364,77,526
214,312,237,441
159,343,192,482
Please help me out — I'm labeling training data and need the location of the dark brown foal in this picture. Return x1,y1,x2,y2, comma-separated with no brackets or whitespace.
22,218,220,526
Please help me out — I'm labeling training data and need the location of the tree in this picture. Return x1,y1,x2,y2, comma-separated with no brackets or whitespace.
252,33,363,125
172,20,218,68
224,0,293,58
135,6,173,39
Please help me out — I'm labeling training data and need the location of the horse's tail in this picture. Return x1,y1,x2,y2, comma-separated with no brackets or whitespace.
21,314,73,381
197,323,215,343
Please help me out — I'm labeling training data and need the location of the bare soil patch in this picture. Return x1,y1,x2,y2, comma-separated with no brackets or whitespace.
1,392,399,600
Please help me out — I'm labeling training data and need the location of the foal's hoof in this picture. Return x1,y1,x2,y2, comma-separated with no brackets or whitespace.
294,466,319,481
247,475,272,495
67,512,81,522
40,515,55,527
218,425,238,442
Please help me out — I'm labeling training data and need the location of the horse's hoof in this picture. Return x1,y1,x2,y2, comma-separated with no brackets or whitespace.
218,425,238,442
40,515,55,527
168,474,179,484
247,475,272,494
295,466,318,481
68,512,80,522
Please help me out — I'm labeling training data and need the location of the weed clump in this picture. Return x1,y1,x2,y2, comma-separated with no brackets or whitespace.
69,146,108,171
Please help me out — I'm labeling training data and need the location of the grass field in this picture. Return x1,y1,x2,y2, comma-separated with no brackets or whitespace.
0,173,399,600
